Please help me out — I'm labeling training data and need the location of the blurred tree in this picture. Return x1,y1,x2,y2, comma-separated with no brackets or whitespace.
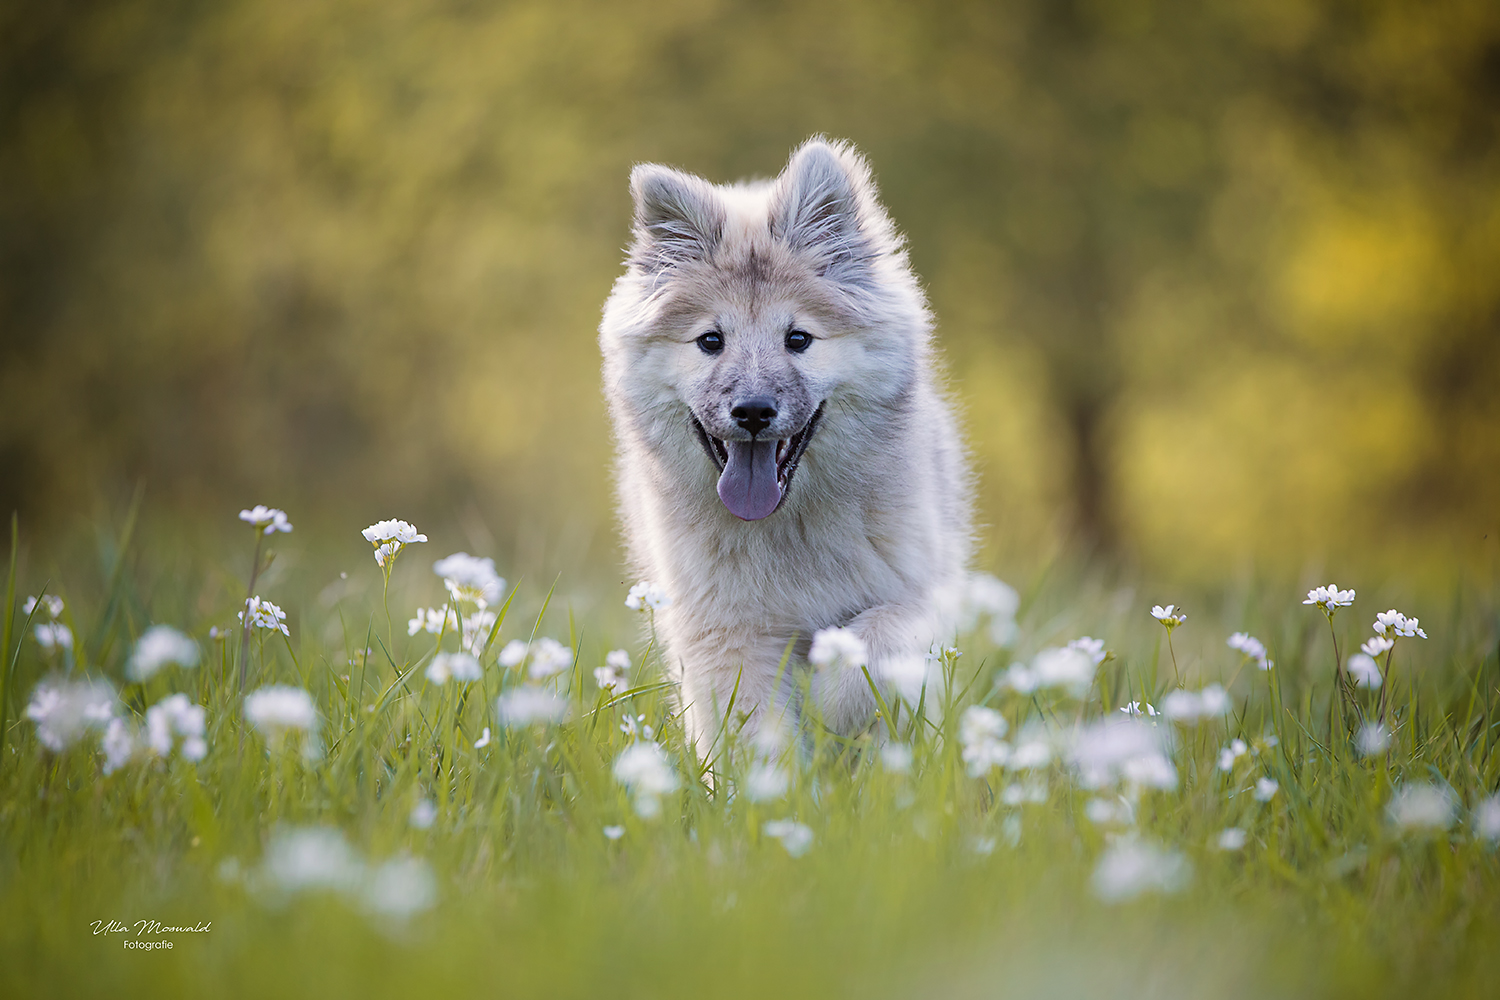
0,0,1496,577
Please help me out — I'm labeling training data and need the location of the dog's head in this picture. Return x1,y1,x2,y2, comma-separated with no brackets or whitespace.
601,137,930,521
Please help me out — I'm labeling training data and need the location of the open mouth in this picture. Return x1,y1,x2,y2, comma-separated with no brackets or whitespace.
691,403,824,521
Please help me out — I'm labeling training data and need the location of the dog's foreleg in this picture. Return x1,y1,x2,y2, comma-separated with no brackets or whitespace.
810,601,938,737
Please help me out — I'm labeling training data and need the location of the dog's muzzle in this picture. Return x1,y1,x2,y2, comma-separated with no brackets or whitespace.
691,403,824,521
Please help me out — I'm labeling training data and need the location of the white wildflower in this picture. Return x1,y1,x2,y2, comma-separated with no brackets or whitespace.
1387,782,1457,832
809,627,868,670
407,606,458,637
1253,777,1279,802
959,706,1010,777
613,742,679,818
409,800,437,830
261,827,363,894
1150,604,1187,628
1355,722,1390,757
1001,647,1096,696
1001,780,1049,805
1216,827,1248,851
474,726,492,749
363,855,437,920
624,581,670,612
1084,796,1134,826
426,652,481,685
762,819,814,858
495,687,567,727
497,639,529,668
935,573,1020,645
880,742,913,774
1303,584,1355,612
101,717,136,774
363,519,427,569
1091,839,1191,902
1373,609,1427,639
460,610,497,655
603,825,626,841
432,553,504,609
127,625,199,682
620,714,655,740
1217,738,1249,772
1069,718,1177,791
1360,636,1394,658
239,596,290,637
1066,636,1107,666
527,637,573,679
1161,684,1231,723
1008,736,1053,770
25,677,115,751
144,693,207,760
745,761,790,802
239,505,293,535
594,649,631,692
23,595,63,618
1474,795,1500,843
1120,701,1159,718
1227,632,1272,670
34,622,73,651
1346,653,1383,688
244,685,317,743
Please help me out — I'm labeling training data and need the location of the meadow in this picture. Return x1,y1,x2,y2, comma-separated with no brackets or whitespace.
2,505,1498,1000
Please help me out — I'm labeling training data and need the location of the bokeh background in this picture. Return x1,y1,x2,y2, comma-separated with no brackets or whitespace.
3,0,1498,582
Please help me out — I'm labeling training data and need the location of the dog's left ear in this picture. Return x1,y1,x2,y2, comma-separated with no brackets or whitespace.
770,137,892,287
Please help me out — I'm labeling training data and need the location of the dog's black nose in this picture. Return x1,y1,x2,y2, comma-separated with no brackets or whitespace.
730,396,778,436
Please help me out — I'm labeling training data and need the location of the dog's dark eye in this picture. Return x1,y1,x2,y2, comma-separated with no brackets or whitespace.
696,331,725,354
785,330,813,353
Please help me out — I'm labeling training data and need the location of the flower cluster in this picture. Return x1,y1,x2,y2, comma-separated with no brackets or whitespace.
239,506,293,535
809,627,867,670
407,606,458,637
244,685,317,745
34,622,73,651
26,677,116,752
1303,584,1355,614
959,706,1010,776
1000,645,1097,697
240,597,290,636
495,688,567,727
1069,718,1177,792
1160,684,1231,724
498,637,573,679
257,826,436,921
1227,632,1272,670
593,649,631,692
425,652,482,685
613,742,679,818
145,694,208,762
128,625,200,682
24,594,64,618
762,819,814,857
934,572,1020,646
361,519,427,568
1373,609,1427,640
624,581,670,612
432,553,504,608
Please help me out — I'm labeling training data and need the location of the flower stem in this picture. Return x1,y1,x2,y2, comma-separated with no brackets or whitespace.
237,531,266,699
1166,630,1181,686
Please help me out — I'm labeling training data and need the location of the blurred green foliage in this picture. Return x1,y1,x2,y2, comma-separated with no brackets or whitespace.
2,0,1498,579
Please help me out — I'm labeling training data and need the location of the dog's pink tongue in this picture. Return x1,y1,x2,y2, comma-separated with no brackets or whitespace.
717,440,782,520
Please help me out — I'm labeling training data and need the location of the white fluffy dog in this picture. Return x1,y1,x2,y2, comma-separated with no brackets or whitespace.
599,137,972,756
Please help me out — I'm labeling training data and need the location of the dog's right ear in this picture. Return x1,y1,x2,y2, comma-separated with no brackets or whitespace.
629,164,725,275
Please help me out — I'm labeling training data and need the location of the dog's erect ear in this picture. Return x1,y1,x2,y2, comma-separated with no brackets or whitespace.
629,164,726,274
770,138,886,286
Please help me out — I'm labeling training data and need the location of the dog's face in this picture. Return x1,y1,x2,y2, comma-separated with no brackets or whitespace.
603,139,928,521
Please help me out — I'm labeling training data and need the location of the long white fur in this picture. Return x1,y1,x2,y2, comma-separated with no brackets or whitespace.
599,137,972,756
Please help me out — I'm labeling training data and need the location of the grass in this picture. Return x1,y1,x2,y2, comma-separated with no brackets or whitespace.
1,512,1498,999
